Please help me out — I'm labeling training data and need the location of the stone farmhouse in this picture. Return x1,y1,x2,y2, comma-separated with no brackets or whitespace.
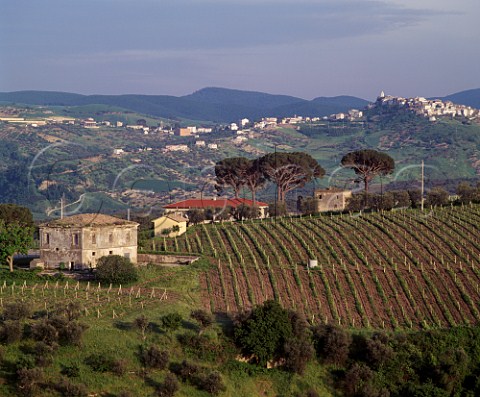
35,213,139,270
313,188,352,212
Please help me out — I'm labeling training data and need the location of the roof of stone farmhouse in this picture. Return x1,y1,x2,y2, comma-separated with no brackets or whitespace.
40,213,139,228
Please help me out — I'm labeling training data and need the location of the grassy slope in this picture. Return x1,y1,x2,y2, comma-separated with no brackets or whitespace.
0,264,333,397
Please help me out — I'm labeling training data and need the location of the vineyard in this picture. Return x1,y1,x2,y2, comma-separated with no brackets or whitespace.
154,204,480,330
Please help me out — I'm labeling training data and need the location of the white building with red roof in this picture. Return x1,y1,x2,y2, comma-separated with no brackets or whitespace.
163,197,269,219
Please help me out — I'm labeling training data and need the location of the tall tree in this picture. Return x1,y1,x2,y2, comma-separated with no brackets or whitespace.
341,149,395,197
258,152,325,203
0,204,34,228
0,220,34,272
214,157,250,198
244,159,266,204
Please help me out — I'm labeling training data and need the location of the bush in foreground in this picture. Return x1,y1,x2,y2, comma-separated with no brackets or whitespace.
95,255,138,285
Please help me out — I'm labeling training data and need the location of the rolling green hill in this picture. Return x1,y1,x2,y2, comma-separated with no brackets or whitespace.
0,88,369,122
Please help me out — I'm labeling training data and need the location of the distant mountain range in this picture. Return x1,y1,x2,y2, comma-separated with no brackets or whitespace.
0,87,479,123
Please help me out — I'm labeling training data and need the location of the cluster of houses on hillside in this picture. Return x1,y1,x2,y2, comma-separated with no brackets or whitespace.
371,91,479,122
33,187,352,271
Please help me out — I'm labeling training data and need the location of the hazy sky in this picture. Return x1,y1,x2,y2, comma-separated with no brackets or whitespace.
1,0,479,100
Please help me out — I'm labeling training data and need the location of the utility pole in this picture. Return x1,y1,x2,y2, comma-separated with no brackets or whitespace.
60,195,65,219
421,160,425,211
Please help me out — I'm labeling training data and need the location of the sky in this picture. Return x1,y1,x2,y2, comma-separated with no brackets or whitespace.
1,0,479,100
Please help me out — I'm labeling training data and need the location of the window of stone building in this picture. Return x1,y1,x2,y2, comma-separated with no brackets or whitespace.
109,251,113,255
92,252,96,256
92,233,96,244
73,233,79,246
126,232,131,243
109,233,113,244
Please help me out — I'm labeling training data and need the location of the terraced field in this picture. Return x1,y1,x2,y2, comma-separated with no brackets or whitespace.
155,204,480,330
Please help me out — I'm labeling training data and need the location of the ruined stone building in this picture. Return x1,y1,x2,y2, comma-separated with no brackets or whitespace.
313,188,352,212
36,213,139,270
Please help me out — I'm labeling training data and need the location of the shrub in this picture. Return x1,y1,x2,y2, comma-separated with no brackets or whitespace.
198,371,226,395
141,345,169,370
157,373,179,397
3,301,32,320
111,359,129,376
16,367,43,397
173,360,200,382
234,300,293,366
134,315,150,340
312,324,352,367
161,313,183,332
178,331,222,361
0,320,23,343
190,309,213,333
54,377,88,397
60,321,89,346
283,336,314,375
95,255,138,285
61,364,80,378
33,341,56,367
56,302,82,321
30,320,59,345
85,353,112,372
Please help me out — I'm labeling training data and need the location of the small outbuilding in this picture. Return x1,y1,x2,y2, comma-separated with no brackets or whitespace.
152,214,188,237
313,188,352,212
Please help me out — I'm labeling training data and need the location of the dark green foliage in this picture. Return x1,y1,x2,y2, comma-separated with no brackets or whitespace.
111,358,129,376
56,302,82,322
156,373,179,397
54,377,89,397
141,345,169,370
364,333,394,370
341,149,395,198
234,300,293,366
215,157,250,198
198,371,226,395
190,309,213,333
85,353,113,372
0,320,23,343
160,312,183,332
283,336,314,375
305,389,320,397
186,209,206,225
0,219,34,272
268,201,287,217
31,319,59,345
134,315,150,340
16,367,43,397
312,324,352,367
341,362,388,397
456,182,480,203
2,301,32,320
178,331,225,361
232,205,260,220
33,341,56,367
61,364,80,378
95,255,138,285
173,360,200,383
425,187,449,207
0,204,34,227
258,152,325,202
408,189,422,208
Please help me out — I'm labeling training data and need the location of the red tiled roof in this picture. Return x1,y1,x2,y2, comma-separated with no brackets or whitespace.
164,197,268,209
